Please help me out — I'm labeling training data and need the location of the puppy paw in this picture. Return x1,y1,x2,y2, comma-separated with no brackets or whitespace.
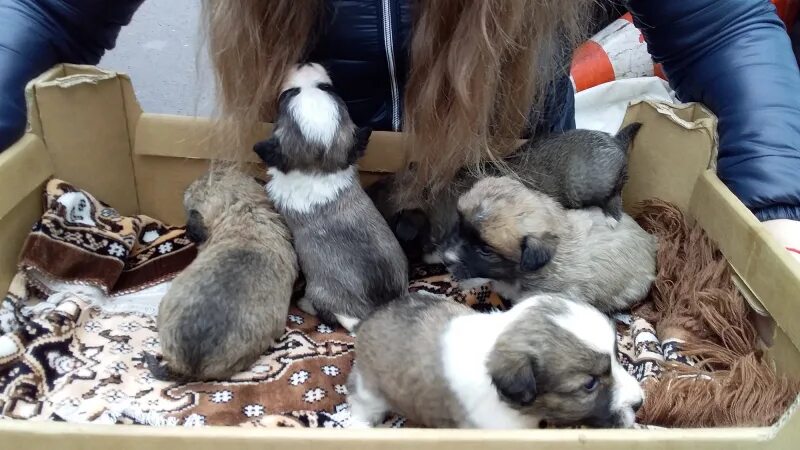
422,251,444,265
334,314,360,333
345,417,374,429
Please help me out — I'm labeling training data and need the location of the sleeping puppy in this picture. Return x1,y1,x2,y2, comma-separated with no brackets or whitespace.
147,166,298,381
348,292,644,429
439,176,656,313
253,63,408,331
368,124,642,263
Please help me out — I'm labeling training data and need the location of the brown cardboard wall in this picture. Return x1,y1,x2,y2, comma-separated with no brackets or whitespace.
0,135,53,289
30,66,139,215
690,173,800,350
0,189,44,293
621,101,716,214
134,156,210,225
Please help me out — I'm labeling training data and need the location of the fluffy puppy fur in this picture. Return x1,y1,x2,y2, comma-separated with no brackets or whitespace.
253,63,408,331
148,167,298,381
368,124,642,263
348,292,644,429
506,123,641,224
365,173,434,263
440,176,656,313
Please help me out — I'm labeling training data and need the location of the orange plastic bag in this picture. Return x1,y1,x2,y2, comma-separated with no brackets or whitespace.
570,1,798,93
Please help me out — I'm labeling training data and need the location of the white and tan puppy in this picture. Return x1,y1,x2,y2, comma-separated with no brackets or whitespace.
440,176,656,313
348,292,643,428
253,63,408,331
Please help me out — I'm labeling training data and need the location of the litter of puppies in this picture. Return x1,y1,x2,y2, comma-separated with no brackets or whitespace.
138,64,768,428
213,63,718,428
1,63,797,431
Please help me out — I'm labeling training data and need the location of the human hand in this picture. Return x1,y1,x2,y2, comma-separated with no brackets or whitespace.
762,219,800,264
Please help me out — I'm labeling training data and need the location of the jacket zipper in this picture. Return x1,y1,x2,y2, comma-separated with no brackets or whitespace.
382,0,401,131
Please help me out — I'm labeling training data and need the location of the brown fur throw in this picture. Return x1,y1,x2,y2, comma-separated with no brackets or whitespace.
633,200,800,427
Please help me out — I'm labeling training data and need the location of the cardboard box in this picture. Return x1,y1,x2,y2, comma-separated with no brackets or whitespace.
0,64,798,449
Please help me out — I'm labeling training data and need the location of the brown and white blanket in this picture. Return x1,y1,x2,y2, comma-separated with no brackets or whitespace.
2,179,778,429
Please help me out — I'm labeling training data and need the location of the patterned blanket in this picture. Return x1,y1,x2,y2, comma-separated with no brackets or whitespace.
0,179,686,428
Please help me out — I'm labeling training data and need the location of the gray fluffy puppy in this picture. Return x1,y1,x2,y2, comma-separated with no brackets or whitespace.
348,292,644,428
253,63,408,331
368,123,641,263
147,166,298,381
440,176,656,313
509,123,642,223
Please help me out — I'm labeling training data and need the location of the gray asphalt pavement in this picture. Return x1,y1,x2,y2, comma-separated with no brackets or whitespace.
99,0,214,116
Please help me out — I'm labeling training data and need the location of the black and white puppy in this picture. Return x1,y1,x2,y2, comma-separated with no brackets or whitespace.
253,63,408,331
348,292,644,428
367,124,641,264
440,176,656,313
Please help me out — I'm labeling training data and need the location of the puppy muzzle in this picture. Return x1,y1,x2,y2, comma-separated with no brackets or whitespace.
611,407,637,428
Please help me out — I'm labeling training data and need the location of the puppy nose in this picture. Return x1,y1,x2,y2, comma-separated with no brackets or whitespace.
631,399,643,413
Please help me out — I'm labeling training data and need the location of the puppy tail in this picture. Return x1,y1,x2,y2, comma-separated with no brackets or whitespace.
144,353,185,382
615,122,643,153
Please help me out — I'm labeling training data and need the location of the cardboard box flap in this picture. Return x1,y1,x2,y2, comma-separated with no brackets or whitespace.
24,64,141,215
637,100,719,172
35,68,119,89
621,100,717,214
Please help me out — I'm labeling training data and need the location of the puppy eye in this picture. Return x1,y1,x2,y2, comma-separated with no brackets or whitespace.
477,246,494,257
317,82,335,92
584,376,599,392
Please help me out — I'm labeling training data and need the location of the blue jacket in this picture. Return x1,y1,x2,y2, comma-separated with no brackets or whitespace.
1,0,799,221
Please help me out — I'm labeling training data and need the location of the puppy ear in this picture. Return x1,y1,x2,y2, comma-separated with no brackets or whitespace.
253,136,284,169
277,87,301,106
348,126,372,164
602,195,623,224
520,233,558,272
185,209,208,244
490,354,538,407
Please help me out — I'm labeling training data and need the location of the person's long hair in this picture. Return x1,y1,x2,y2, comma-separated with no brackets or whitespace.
202,0,593,203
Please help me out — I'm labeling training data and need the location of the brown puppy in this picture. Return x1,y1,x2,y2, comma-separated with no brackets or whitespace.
440,176,656,313
348,292,643,428
147,166,298,381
